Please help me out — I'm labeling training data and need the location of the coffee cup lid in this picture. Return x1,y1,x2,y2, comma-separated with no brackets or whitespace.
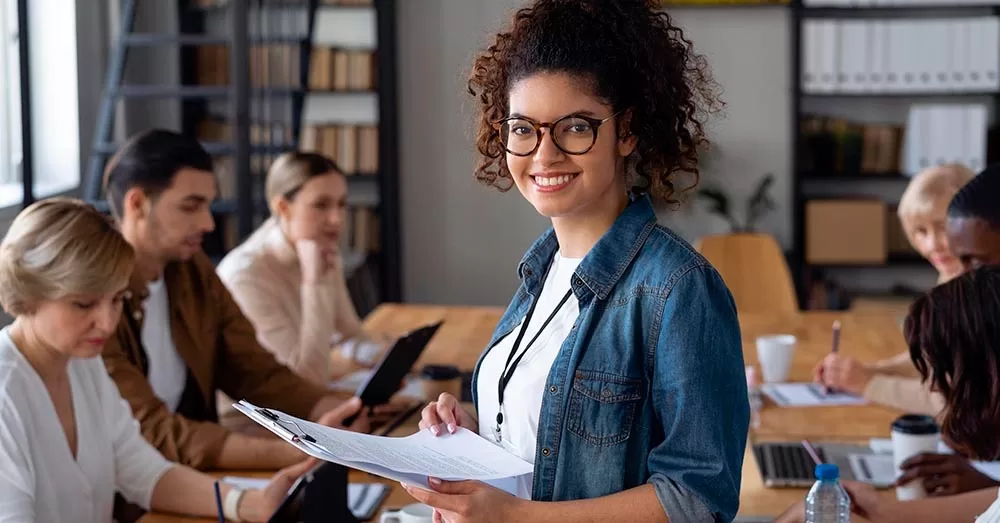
422,364,461,380
892,414,940,435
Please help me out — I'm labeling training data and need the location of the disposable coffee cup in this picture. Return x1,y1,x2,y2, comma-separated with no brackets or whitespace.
380,503,434,523
420,364,462,402
892,414,941,501
755,335,797,383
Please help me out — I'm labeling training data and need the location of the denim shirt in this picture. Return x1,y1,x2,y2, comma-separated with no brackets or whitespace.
472,195,749,522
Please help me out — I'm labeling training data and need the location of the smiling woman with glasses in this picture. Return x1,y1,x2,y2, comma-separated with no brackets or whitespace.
407,1,749,522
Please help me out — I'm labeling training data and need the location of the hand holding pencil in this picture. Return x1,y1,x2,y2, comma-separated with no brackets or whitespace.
813,320,876,396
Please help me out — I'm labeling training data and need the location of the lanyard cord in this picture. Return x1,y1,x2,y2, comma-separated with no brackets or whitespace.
495,288,573,432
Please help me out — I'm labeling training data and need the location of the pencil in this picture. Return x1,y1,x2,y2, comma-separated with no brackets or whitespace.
801,439,824,466
214,480,224,523
824,320,842,395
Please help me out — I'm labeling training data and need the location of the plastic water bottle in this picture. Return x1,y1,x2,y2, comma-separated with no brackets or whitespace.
805,464,851,523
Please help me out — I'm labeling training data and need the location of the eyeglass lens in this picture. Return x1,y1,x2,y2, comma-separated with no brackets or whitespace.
499,116,597,155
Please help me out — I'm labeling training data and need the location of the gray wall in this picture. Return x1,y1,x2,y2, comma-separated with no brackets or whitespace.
397,2,793,306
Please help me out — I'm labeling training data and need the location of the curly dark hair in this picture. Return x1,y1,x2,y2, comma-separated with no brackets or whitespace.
467,0,722,203
905,266,1000,460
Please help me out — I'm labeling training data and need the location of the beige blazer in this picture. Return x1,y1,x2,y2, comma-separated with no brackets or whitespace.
216,218,364,385
863,352,945,416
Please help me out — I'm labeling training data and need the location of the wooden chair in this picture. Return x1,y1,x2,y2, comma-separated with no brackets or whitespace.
694,233,799,315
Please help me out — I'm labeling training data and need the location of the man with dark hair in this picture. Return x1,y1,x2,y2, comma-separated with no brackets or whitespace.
947,163,1000,272
101,129,369,471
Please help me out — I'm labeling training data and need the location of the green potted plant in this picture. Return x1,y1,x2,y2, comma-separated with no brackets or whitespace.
695,173,777,233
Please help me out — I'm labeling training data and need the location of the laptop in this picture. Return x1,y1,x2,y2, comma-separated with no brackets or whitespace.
751,439,893,488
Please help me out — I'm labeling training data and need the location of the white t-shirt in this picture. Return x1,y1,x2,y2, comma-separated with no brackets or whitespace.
977,490,1000,522
142,279,187,412
477,252,581,498
0,327,174,523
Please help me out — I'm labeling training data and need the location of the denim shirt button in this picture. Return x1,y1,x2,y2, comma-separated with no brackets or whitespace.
541,447,551,457
548,385,557,394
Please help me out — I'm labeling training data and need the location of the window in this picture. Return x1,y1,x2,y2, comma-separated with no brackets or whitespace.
0,0,20,188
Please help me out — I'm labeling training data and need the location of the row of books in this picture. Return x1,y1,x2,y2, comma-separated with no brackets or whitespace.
308,48,377,91
194,45,376,91
195,44,303,88
343,207,380,255
802,18,1000,94
800,116,903,176
300,124,380,176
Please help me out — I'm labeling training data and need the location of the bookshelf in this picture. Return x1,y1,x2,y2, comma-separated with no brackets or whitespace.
297,0,400,313
87,0,400,313
789,2,1000,308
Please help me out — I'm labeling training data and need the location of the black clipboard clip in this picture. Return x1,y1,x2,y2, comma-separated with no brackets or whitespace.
255,407,317,444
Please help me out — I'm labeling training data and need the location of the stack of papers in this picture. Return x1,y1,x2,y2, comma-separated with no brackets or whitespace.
761,383,867,407
234,401,534,496
221,477,390,520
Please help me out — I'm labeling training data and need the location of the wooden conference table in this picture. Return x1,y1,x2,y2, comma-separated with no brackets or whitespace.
143,304,909,522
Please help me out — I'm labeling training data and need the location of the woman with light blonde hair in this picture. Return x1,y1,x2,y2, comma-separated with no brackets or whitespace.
0,198,313,523
813,163,975,416
217,152,387,388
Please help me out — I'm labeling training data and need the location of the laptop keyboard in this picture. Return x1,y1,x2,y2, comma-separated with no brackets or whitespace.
754,443,827,482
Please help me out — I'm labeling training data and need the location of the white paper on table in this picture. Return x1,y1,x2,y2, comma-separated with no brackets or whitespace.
761,383,867,407
848,453,897,485
234,401,533,496
220,477,390,519
329,369,425,400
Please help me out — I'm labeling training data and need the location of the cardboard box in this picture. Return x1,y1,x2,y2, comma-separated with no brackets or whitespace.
886,206,917,255
806,199,887,264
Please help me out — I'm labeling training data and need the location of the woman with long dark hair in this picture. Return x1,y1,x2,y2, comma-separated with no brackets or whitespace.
779,266,1000,522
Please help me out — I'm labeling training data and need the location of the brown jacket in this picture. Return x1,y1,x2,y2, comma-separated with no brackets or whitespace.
102,251,328,469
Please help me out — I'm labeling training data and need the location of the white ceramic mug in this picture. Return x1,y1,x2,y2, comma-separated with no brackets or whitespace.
380,503,434,523
891,414,941,501
755,335,797,383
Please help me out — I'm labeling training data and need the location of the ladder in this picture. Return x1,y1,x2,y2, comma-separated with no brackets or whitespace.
84,0,321,241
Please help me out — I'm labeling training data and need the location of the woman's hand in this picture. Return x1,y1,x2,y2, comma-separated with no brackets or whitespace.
897,453,1000,496
773,481,892,523
419,393,479,435
813,354,876,395
317,397,371,433
240,458,319,522
297,239,338,284
402,478,524,523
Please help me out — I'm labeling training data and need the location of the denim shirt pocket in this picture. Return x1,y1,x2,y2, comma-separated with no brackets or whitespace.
566,370,643,447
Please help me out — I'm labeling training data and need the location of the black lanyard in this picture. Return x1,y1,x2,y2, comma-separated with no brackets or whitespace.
494,288,573,443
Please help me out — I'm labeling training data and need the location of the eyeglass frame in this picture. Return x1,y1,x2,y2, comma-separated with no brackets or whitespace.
492,110,624,157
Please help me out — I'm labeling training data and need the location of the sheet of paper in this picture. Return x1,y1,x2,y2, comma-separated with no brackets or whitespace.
329,369,425,400
220,477,389,519
234,401,533,496
848,453,896,485
761,383,867,407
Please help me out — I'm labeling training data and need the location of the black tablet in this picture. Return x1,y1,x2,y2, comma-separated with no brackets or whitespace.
268,462,356,523
355,321,443,407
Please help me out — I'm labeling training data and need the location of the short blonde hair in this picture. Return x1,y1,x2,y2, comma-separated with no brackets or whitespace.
265,152,341,214
898,164,975,219
0,198,135,315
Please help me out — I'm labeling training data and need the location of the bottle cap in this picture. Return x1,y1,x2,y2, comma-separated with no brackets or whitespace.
815,463,839,481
